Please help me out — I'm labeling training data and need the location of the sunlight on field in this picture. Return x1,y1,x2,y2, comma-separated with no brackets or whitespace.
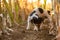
2,0,53,12
6,0,9,3
46,0,52,10
28,0,37,3
40,0,44,4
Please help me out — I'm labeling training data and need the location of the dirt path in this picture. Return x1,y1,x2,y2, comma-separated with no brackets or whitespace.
0,24,56,40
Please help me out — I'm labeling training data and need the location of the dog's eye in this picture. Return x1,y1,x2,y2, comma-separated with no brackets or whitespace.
47,10,50,15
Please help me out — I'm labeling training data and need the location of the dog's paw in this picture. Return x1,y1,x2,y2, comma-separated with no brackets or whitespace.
26,26,30,30
34,27,38,31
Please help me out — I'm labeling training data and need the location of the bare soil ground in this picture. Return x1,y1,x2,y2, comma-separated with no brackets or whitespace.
0,23,56,40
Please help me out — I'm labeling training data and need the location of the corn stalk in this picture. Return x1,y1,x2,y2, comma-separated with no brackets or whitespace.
0,0,1,14
3,0,14,23
44,0,46,9
14,0,19,23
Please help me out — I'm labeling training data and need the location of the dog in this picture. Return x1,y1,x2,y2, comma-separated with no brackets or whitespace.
26,8,52,31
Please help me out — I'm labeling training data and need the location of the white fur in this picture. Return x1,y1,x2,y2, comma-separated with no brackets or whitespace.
26,14,39,30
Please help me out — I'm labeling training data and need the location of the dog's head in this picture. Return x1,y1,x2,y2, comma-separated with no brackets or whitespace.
29,8,52,22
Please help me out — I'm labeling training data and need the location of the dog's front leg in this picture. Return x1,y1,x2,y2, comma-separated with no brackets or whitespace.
26,16,31,30
34,24,38,31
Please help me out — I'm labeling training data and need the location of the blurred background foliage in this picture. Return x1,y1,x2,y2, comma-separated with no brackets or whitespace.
1,0,54,24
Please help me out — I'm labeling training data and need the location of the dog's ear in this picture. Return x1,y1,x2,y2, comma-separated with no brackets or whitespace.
47,10,50,15
38,8,44,14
